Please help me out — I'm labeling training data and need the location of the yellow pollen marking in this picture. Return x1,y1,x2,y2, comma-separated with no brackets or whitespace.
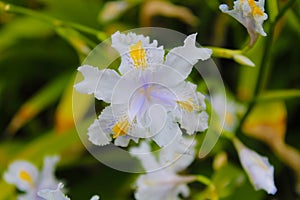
112,119,130,138
248,0,264,16
129,41,147,69
254,155,269,171
19,170,33,184
177,98,195,112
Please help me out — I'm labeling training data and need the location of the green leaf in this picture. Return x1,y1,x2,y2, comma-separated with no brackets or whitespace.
237,37,265,101
256,89,300,102
212,164,245,198
267,0,279,23
40,0,102,29
55,72,93,132
0,16,53,52
6,73,71,135
55,27,94,58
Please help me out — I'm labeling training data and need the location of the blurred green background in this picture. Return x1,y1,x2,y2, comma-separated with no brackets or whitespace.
0,0,299,199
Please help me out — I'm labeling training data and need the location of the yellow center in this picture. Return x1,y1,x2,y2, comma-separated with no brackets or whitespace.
19,170,33,184
112,119,130,138
177,98,196,112
248,0,264,16
129,41,147,69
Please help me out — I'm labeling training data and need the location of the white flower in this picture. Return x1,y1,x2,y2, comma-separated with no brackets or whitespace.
75,31,212,147
37,183,100,200
130,136,196,200
233,138,277,194
212,93,244,132
3,156,60,200
219,0,268,45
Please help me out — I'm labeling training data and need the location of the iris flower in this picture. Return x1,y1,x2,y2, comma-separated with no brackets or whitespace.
219,0,268,45
75,31,212,147
3,156,60,200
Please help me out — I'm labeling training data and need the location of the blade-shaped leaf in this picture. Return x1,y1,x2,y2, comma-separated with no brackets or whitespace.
6,73,71,135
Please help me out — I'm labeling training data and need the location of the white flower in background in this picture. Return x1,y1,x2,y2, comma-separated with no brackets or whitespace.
219,0,268,45
37,183,99,200
75,31,211,147
212,93,244,132
233,138,277,194
130,136,196,200
3,156,60,200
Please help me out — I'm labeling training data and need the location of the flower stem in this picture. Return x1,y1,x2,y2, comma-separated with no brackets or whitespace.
196,175,213,186
0,1,108,41
195,175,219,200
206,46,241,59
236,0,296,135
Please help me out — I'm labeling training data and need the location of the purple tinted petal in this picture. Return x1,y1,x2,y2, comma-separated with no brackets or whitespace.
129,91,146,121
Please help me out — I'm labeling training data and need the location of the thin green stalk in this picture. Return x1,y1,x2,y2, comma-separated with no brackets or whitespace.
257,0,296,94
236,0,297,135
0,1,108,41
206,46,241,59
196,175,219,200
196,175,213,186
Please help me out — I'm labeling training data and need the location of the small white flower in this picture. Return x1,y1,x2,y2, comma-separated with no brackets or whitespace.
233,138,277,194
130,136,196,200
37,183,100,200
75,32,211,147
219,0,268,45
3,156,60,200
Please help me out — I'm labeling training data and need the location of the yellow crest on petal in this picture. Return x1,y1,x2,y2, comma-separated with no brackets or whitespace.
112,119,130,138
177,98,198,112
129,41,147,69
248,0,264,16
19,170,33,185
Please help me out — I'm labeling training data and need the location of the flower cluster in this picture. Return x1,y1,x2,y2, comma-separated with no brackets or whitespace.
75,31,212,147
219,0,268,45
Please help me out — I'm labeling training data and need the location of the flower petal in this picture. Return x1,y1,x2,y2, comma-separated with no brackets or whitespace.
173,82,208,134
152,117,181,147
37,183,70,200
234,139,277,194
181,111,209,135
165,33,212,79
134,168,193,200
130,141,160,171
3,161,38,192
219,0,268,45
111,31,164,74
88,116,112,146
75,65,120,103
159,135,196,172
114,135,138,147
111,69,141,105
90,195,100,200
39,156,60,190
